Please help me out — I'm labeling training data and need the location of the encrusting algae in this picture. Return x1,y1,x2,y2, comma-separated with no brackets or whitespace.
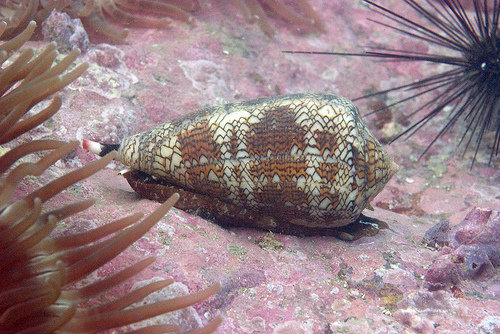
0,21,221,333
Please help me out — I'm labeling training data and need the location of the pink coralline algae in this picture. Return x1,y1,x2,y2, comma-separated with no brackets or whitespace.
34,1,500,331
424,207,500,291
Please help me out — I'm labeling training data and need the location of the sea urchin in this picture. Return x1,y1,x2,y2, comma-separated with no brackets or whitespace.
288,0,499,167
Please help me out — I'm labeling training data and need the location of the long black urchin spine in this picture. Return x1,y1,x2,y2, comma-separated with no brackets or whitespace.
285,0,499,167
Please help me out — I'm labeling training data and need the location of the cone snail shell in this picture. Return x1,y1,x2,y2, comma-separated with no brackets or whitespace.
87,93,398,230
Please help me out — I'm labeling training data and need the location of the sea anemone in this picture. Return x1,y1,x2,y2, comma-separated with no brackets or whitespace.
0,21,221,333
0,0,197,43
287,0,499,167
226,0,324,36
0,0,323,42
80,0,196,43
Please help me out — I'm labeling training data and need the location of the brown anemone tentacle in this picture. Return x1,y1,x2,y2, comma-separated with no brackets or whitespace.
228,0,254,22
0,21,6,36
2,214,58,268
24,150,116,204
260,0,316,26
5,0,39,38
294,1,325,30
82,12,129,43
0,141,79,209
3,255,64,289
0,48,35,94
38,199,95,225
24,304,77,334
32,62,89,105
0,20,35,53
0,97,62,144
50,214,144,264
0,283,55,311
0,199,33,230
0,76,59,123
126,323,180,334
117,0,192,22
65,193,179,283
77,279,174,315
49,211,143,250
0,139,66,174
163,0,198,11
0,198,41,248
10,43,57,85
102,0,172,28
23,48,81,88
0,100,31,140
18,48,58,86
62,280,220,332
245,0,274,36
65,0,95,17
63,257,157,300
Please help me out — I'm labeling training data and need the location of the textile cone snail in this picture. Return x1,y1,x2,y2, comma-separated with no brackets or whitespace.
84,93,398,236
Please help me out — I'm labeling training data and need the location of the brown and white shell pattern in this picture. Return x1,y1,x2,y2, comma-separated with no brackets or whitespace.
116,93,398,228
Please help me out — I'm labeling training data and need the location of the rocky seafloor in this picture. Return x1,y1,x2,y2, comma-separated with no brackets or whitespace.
14,0,500,333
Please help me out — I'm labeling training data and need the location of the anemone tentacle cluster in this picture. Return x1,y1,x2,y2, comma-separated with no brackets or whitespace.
0,0,323,42
0,20,220,333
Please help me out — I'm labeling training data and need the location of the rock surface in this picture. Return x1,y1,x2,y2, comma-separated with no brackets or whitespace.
15,0,500,333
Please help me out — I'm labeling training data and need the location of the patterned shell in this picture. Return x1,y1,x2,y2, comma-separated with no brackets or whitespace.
115,93,398,228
